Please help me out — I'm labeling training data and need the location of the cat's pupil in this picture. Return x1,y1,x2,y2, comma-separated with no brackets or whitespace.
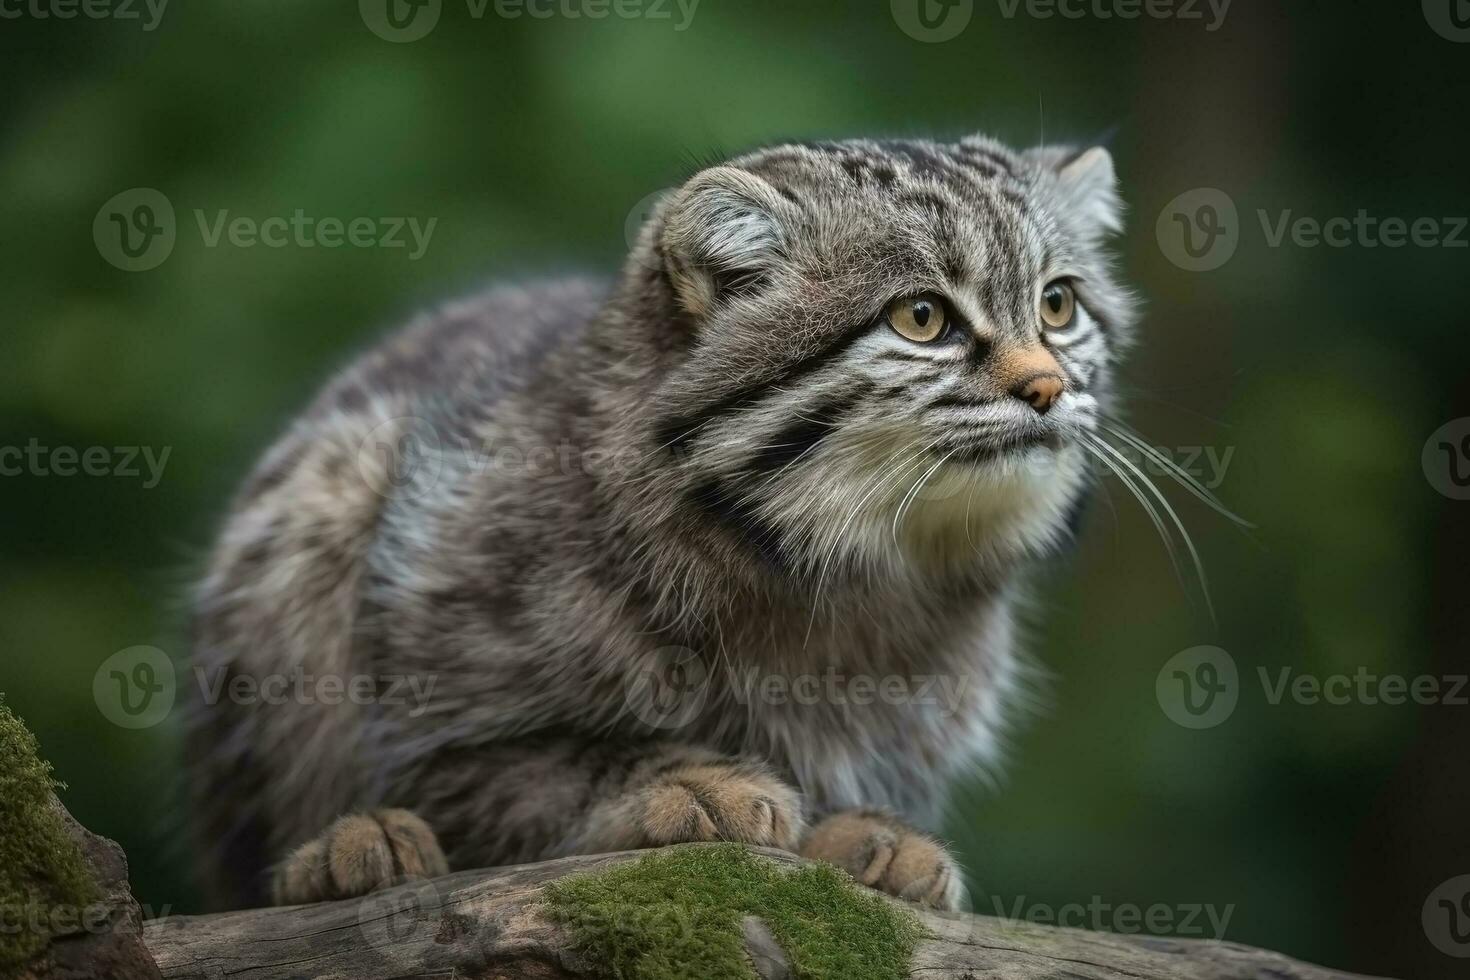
1046,290,1061,312
913,303,931,327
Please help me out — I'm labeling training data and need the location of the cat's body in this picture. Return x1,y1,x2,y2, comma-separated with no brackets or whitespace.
186,135,1133,911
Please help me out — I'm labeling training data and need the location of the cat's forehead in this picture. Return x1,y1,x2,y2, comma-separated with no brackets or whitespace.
728,137,1065,317
731,136,1030,192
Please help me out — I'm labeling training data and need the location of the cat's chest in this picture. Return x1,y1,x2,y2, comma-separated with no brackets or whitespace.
698,612,1017,829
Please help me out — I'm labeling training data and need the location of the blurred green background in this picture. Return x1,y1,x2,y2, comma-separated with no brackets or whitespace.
2,1,1467,977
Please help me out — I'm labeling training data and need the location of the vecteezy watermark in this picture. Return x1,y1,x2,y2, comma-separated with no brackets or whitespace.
1424,875,1470,958
1157,647,1470,729
891,0,974,43
1155,645,1239,729
1424,0,1470,42
1156,188,1239,272
360,0,698,42
192,666,438,718
0,439,170,488
356,875,445,952
0,0,168,30
93,188,175,272
1097,442,1235,490
93,647,440,729
622,648,975,732
993,0,1231,31
730,668,972,717
626,187,672,270
1423,418,1470,500
93,646,177,730
94,188,437,272
1258,667,1468,708
624,646,711,730
0,900,173,940
989,895,1234,938
1158,188,1468,272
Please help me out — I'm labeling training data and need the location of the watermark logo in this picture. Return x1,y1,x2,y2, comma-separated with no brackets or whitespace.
1156,645,1238,729
1160,190,1467,271
94,188,438,271
730,668,972,717
1259,667,1466,708
360,0,442,41
361,0,698,40
990,894,1234,938
1156,188,1238,272
891,0,974,42
93,646,176,730
1423,418,1470,500
624,646,709,730
0,440,171,487
626,187,672,270
1424,0,1470,42
193,666,438,717
993,0,1231,31
0,900,173,939
1423,875,1470,958
356,875,445,951
0,0,169,31
357,416,446,500
94,188,175,272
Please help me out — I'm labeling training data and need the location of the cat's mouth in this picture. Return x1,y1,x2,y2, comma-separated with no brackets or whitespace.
938,430,1067,466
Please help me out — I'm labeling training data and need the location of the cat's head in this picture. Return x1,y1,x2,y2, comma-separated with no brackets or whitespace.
616,135,1135,578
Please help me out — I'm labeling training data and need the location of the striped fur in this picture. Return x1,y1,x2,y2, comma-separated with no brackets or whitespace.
185,134,1135,910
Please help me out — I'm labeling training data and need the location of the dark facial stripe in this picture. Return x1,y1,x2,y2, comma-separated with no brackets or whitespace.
876,349,944,364
655,321,873,453
746,396,856,475
926,394,992,411
687,479,785,569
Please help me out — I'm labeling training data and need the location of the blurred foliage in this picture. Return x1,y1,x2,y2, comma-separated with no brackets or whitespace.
1,2,1466,977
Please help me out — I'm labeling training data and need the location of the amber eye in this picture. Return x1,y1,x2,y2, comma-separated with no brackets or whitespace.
885,293,949,343
1040,280,1076,330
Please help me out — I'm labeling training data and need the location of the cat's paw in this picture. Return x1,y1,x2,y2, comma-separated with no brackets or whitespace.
635,760,804,850
800,809,964,910
270,808,448,905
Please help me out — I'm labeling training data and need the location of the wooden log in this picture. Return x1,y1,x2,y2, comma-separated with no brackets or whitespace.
140,845,1393,980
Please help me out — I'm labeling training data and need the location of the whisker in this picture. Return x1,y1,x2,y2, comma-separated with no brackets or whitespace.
1084,431,1216,626
1079,433,1187,591
1099,420,1254,529
892,448,957,544
805,441,935,648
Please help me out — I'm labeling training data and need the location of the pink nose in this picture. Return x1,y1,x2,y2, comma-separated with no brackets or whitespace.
1012,374,1064,414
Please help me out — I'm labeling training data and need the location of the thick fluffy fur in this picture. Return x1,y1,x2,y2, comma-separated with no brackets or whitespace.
185,134,1134,911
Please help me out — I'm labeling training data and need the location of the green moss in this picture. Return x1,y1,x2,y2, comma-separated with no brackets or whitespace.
543,844,924,980
0,696,100,972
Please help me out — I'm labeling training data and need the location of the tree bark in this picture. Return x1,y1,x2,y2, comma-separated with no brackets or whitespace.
139,845,1395,980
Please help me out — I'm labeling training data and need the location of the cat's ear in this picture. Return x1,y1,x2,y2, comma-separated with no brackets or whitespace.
1027,145,1123,239
660,166,789,318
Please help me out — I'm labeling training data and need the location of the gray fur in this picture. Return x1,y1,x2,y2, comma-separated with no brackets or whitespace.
185,133,1135,909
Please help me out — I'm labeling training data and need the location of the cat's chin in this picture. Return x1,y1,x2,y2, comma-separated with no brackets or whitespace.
886,440,1089,569
943,431,1067,467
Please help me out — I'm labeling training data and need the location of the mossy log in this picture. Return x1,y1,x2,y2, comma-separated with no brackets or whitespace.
139,845,1393,980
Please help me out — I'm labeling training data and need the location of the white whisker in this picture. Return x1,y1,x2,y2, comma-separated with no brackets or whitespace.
1100,420,1254,529
1084,431,1216,625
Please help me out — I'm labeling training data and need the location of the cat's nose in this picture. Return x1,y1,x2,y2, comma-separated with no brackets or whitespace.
1012,374,1064,414
994,342,1066,415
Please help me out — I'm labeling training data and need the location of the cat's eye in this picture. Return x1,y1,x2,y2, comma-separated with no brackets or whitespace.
885,293,949,343
1039,280,1076,330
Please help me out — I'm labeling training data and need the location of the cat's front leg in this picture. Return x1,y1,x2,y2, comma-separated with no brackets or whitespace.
800,809,964,910
271,808,448,905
